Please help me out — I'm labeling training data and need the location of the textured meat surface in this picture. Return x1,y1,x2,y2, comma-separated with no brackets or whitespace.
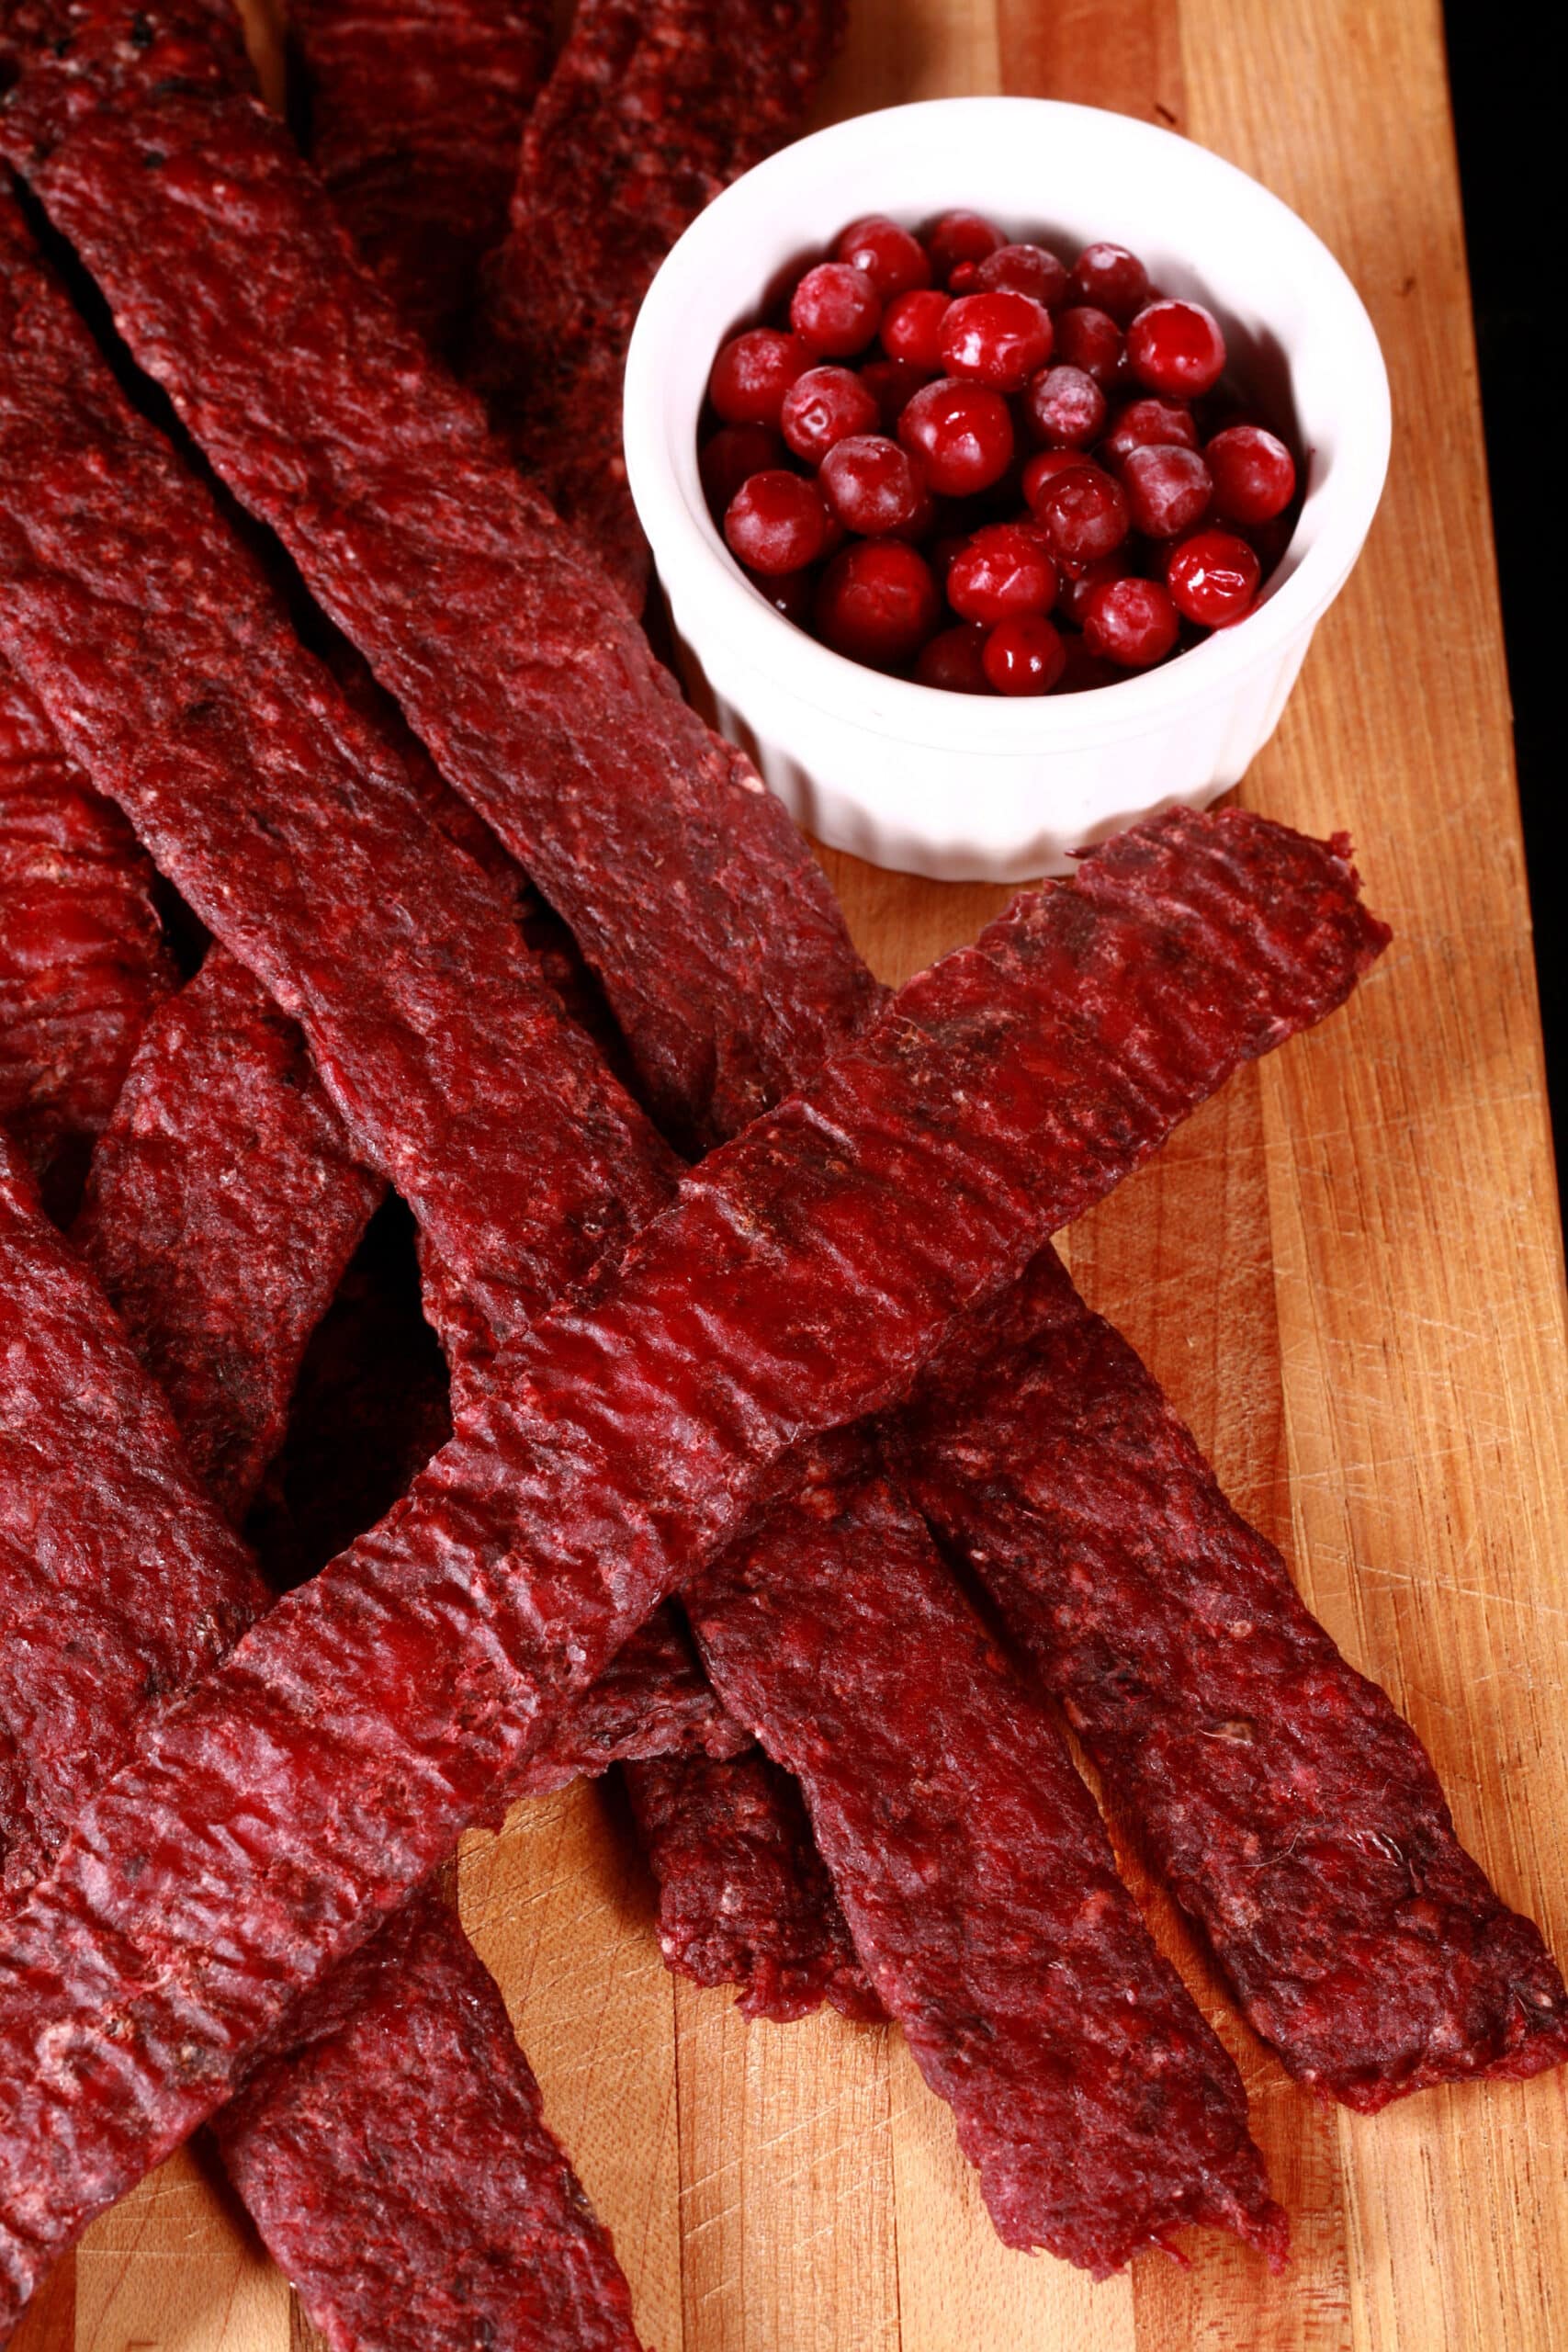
0,651,175,1220
686,1441,1285,2273
472,0,845,597
291,0,555,347
0,808,1385,2318
0,0,881,1148
889,1245,1568,2109
625,1746,884,2025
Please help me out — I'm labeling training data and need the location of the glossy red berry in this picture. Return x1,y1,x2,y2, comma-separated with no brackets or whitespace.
1053,305,1124,386
981,614,1066,695
1100,396,1198,466
1024,364,1108,449
1082,573,1179,666
780,365,880,464
859,356,929,429
923,209,1005,285
818,434,926,536
1166,526,1261,626
1031,459,1130,566
898,377,1015,496
1055,633,1119,694
790,262,883,358
1066,242,1150,324
917,622,991,693
975,242,1070,311
700,423,784,514
1021,447,1096,509
1204,424,1297,525
880,288,952,371
708,329,810,425
1054,549,1134,628
946,521,1059,625
723,469,829,574
815,539,942,665
1120,442,1213,537
1125,299,1227,396
834,214,932,300
939,289,1053,391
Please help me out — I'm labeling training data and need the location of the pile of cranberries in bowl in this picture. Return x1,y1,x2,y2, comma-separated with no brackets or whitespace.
699,210,1302,695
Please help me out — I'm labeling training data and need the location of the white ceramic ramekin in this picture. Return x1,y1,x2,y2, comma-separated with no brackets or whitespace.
623,97,1391,882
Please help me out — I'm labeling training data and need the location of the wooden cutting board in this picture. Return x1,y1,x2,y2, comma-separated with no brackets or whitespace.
18,2,1566,2347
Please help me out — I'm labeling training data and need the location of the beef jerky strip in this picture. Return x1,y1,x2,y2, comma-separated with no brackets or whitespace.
0,808,1386,2319
470,0,845,599
0,650,175,1222
0,0,883,1152
0,1130,647,2352
886,1244,1568,2109
289,0,555,350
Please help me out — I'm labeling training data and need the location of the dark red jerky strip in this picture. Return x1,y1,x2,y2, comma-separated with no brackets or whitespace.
214,1892,642,2352
624,1745,884,2026
685,1441,1284,2272
290,0,555,351
0,810,1384,2318
73,949,384,1522
0,185,680,1348
887,1245,1568,2110
0,0,882,1152
0,650,175,1222
470,0,845,598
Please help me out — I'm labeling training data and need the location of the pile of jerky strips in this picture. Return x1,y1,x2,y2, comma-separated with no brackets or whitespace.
0,6,1562,2347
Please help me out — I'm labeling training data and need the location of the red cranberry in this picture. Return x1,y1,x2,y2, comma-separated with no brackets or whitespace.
815,539,942,666
819,434,925,536
976,242,1070,311
939,289,1053,391
880,288,952,371
1204,424,1297,525
833,213,932,300
898,377,1015,496
1054,305,1124,386
859,356,929,430
1055,548,1134,628
982,614,1066,695
1126,299,1227,396
946,521,1059,625
922,209,1005,285
780,365,879,463
789,262,883,358
1055,634,1119,694
1100,396,1198,466
1166,526,1261,626
723,469,829,574
750,566,816,626
1066,242,1150,324
1024,364,1108,449
700,423,783,514
892,477,937,544
708,329,810,425
1021,447,1096,509
1082,574,1179,667
1032,460,1130,566
917,622,991,693
1120,442,1213,537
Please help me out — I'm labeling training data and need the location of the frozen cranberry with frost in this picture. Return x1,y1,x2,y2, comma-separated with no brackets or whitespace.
976,241,1070,311
816,539,942,665
1024,364,1107,449
1021,447,1096,508
917,622,991,693
1126,299,1227,396
1100,396,1198,466
750,566,817,626
723,469,829,574
789,262,882,358
898,377,1015,495
939,288,1053,391
1166,526,1261,626
860,356,929,430
982,614,1066,695
1120,442,1213,537
700,423,784,515
881,288,952,372
923,209,1004,285
833,214,932,300
946,521,1059,625
1053,305,1124,387
1031,459,1129,566
1055,548,1134,628
780,365,879,464
1066,242,1150,324
819,434,925,536
1082,573,1179,666
1205,424,1297,525
708,328,810,425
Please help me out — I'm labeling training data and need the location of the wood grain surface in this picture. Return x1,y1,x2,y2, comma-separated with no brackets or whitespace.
15,1,1566,2346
